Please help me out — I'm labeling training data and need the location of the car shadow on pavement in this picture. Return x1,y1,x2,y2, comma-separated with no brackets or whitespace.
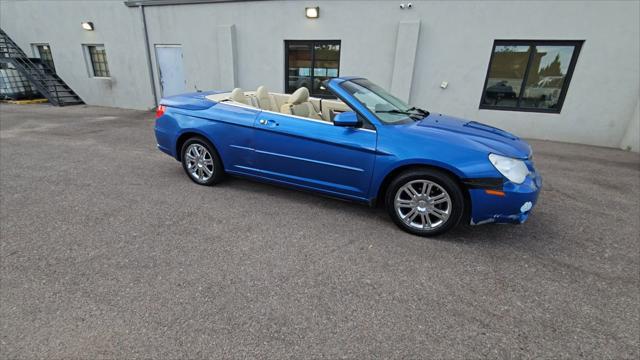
200,170,547,246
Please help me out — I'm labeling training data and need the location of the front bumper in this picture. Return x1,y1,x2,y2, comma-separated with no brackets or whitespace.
468,167,542,225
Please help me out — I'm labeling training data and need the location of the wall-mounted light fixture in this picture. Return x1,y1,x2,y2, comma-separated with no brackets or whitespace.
81,22,94,31
305,7,319,19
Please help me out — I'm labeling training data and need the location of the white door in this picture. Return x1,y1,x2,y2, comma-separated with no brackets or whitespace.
155,45,185,97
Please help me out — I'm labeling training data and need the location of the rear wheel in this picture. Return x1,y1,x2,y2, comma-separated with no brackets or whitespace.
181,137,223,186
385,169,465,236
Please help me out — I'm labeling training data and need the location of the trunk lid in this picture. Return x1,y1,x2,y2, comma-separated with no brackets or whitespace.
159,91,222,111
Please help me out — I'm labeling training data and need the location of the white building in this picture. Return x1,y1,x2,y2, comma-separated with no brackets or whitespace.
1,0,638,151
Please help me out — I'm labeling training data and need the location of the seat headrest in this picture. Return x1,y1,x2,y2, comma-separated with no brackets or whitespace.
289,87,310,105
229,88,246,102
256,86,269,98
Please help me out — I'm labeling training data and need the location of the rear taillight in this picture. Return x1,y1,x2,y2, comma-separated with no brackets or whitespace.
155,105,166,118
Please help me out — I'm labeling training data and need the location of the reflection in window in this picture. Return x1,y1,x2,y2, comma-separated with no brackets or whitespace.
299,68,310,77
287,43,312,94
314,68,327,77
87,45,110,77
521,46,574,109
285,40,340,97
483,45,530,108
36,45,55,73
481,41,582,113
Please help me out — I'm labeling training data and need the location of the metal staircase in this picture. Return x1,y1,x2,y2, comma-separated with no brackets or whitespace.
0,28,83,106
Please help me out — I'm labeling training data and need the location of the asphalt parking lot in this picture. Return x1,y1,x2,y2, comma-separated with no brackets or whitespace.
1,103,638,358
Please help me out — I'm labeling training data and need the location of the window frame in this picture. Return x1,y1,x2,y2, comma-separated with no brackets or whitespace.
31,43,56,73
284,39,341,99
479,39,583,114
83,44,111,78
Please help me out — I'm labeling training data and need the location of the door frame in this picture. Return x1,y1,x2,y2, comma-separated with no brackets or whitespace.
154,44,185,97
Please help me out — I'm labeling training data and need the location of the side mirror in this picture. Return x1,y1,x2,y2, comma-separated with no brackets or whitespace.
333,111,359,127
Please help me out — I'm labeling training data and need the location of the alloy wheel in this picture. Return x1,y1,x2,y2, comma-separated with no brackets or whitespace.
185,143,214,182
394,180,452,230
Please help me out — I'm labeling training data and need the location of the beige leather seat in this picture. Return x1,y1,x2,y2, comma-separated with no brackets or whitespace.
229,88,252,106
280,87,321,120
255,86,278,112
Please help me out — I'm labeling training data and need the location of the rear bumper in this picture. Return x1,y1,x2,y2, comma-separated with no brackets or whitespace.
157,143,173,157
468,170,542,225
154,119,178,159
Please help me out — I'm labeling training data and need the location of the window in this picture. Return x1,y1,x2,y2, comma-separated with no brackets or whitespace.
33,44,55,73
85,45,110,77
0,62,39,99
341,79,416,125
285,40,340,97
480,40,582,113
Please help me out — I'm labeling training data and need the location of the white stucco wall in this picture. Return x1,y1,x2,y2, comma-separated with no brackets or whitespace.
1,0,639,151
620,99,639,152
0,0,154,110
408,1,640,151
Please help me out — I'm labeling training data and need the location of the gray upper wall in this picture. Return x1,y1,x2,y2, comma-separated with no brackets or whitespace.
1,0,638,150
123,0,266,6
1,0,155,110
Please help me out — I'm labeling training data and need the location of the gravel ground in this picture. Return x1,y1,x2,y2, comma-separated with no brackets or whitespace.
1,103,638,359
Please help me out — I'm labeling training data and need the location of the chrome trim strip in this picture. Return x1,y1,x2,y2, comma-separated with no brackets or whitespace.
254,149,364,172
220,101,377,133
125,0,266,7
261,109,331,125
260,109,377,133
229,144,254,151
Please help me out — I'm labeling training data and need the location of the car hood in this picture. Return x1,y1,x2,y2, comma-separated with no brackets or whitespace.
411,114,532,159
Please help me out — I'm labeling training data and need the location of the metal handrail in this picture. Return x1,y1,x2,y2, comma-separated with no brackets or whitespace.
0,28,69,105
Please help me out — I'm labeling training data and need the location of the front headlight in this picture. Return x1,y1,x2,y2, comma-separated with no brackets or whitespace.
488,153,529,184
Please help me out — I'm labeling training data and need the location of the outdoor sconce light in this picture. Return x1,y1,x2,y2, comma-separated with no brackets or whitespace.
305,7,319,19
81,22,94,31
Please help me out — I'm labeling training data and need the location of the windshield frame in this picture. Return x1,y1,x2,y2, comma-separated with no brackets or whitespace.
340,79,423,125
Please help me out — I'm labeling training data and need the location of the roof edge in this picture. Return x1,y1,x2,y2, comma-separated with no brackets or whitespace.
124,0,268,7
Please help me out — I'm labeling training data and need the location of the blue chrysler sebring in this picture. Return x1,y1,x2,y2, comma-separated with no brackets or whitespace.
155,77,541,236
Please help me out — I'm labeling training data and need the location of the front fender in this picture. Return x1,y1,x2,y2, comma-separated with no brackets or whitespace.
369,157,470,200
368,126,502,200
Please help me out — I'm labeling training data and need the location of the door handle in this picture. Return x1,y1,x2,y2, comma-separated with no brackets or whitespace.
259,119,279,127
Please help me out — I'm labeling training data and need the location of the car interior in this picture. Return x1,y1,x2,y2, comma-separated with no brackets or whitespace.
206,86,352,123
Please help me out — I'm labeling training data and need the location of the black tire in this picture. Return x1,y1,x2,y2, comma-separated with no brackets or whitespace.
180,136,224,186
385,168,465,237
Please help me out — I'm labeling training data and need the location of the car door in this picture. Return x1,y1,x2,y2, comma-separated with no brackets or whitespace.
250,111,377,200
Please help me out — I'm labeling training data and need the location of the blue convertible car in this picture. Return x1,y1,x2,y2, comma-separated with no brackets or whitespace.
155,77,541,236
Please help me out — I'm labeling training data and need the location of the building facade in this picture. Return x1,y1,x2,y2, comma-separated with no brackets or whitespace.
1,0,638,151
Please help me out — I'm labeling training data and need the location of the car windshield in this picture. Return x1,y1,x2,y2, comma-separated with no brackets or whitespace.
340,79,428,124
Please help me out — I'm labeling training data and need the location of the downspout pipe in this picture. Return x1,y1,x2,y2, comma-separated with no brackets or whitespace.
140,5,158,107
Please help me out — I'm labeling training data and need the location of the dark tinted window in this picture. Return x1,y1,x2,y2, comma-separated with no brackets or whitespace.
285,40,340,97
36,44,55,73
480,40,582,113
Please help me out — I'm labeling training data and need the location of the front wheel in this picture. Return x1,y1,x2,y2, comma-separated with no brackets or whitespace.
385,169,465,236
181,137,223,186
